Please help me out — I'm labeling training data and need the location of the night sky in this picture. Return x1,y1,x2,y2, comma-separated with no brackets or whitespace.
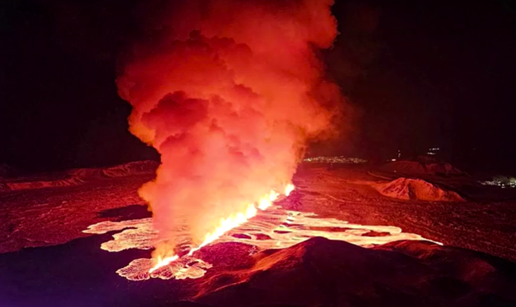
1,0,515,173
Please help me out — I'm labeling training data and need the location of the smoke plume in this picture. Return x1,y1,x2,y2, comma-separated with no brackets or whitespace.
116,0,344,256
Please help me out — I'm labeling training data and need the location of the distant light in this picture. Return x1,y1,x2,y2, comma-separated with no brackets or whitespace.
427,152,436,155
479,178,516,189
391,158,397,161
303,156,367,164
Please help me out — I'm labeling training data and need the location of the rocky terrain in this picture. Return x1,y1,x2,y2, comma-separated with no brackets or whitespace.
1,161,515,306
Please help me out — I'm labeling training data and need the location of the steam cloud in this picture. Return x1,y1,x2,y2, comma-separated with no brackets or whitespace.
116,0,344,256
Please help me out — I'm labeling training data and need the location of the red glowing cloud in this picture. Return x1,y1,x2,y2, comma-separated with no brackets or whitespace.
116,0,344,257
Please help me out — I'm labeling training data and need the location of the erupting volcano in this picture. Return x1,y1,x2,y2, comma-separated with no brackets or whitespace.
116,0,344,269
5,0,516,305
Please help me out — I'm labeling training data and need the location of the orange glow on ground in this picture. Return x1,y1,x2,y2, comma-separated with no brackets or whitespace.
84,187,442,282
148,184,294,273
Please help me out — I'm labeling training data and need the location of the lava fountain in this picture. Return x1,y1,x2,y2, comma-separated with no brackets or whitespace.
116,0,343,271
149,184,295,273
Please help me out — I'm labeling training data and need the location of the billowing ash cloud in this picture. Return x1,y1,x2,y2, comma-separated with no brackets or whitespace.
116,0,344,256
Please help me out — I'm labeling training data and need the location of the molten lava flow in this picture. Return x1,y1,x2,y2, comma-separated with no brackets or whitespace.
84,198,441,281
149,255,179,274
149,184,294,273
285,183,295,196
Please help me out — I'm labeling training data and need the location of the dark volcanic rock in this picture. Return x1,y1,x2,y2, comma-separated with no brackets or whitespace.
194,237,516,307
379,160,464,176
0,160,157,192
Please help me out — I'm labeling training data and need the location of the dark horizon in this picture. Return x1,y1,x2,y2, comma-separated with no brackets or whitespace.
1,0,515,174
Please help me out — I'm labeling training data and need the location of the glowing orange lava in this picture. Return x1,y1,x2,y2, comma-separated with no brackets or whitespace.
285,183,295,196
149,255,179,274
148,184,295,273
84,201,442,281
